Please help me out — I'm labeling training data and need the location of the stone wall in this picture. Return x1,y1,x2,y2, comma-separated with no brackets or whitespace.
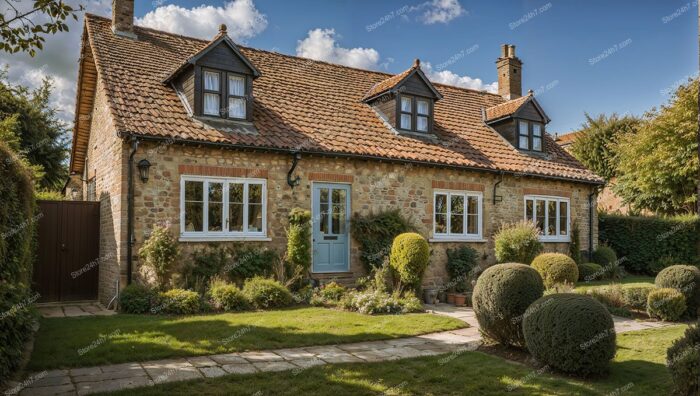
82,78,127,305
127,141,597,289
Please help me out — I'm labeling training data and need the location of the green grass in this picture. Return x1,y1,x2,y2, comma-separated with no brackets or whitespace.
28,307,464,371
104,325,687,396
575,276,655,292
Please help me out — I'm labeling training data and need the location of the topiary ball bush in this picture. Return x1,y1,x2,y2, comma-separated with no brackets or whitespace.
647,288,686,322
592,245,617,268
578,263,604,282
656,265,700,318
472,263,544,347
209,283,250,311
531,253,579,288
157,289,201,315
389,232,430,290
119,284,156,314
243,277,293,309
667,320,700,395
523,294,616,376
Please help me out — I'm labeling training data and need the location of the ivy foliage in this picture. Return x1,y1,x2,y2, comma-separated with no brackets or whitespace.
351,209,414,271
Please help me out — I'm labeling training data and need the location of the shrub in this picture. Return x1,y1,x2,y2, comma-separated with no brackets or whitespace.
389,233,430,290
647,288,686,321
226,246,279,284
351,210,413,271
580,285,626,309
621,285,655,310
156,289,201,315
119,284,156,314
311,281,346,307
656,265,700,318
446,246,478,292
667,321,700,395
599,214,700,274
523,294,616,376
242,277,292,309
0,143,37,380
578,263,604,282
138,226,179,290
531,253,579,288
592,245,617,268
341,289,422,315
493,221,543,264
209,280,250,311
286,208,312,282
182,245,230,293
471,263,544,347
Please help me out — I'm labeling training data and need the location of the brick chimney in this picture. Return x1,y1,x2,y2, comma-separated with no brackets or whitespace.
496,44,522,100
112,0,136,39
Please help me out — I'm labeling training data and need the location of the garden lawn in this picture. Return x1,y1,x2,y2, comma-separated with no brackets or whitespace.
104,325,687,396
28,307,464,371
575,276,655,292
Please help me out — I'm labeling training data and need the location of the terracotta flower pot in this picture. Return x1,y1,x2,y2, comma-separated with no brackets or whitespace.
446,292,457,304
454,293,467,306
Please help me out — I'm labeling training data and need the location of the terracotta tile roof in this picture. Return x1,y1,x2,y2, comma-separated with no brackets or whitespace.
555,131,583,146
75,14,603,184
484,94,531,122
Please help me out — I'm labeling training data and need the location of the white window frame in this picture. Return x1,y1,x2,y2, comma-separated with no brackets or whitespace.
179,175,268,241
432,190,483,241
524,195,570,242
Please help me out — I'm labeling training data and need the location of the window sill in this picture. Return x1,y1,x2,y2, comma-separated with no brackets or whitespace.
179,235,271,242
538,238,571,243
429,237,488,243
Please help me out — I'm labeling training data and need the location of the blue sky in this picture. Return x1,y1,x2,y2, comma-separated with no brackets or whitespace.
2,1,697,134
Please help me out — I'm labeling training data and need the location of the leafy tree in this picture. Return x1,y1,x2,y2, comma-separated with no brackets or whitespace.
613,79,699,215
0,68,69,189
569,113,640,181
0,0,82,57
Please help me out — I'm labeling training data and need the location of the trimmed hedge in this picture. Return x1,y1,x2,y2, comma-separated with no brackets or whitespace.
655,265,700,318
242,277,292,309
157,289,201,315
389,233,430,290
209,282,250,311
523,294,616,376
647,288,686,321
0,143,37,382
621,285,655,310
592,245,617,268
119,284,156,314
578,263,604,282
599,214,700,274
531,253,579,288
472,263,544,347
667,320,700,395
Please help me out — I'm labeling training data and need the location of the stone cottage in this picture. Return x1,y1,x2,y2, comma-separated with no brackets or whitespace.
67,1,603,305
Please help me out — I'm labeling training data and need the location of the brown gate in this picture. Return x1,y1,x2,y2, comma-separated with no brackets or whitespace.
34,200,100,302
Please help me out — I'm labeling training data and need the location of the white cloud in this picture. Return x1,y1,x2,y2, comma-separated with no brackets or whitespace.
136,0,267,42
422,62,498,93
296,28,381,70
415,0,465,24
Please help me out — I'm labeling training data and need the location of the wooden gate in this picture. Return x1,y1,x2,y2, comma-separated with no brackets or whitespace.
33,200,100,302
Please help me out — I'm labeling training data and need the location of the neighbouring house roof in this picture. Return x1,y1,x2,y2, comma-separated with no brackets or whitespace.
555,131,583,148
484,92,550,123
71,14,603,184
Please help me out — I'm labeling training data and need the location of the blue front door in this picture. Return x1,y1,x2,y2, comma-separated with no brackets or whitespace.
312,183,350,273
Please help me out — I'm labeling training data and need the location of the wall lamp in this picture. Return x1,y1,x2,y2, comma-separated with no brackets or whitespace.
137,159,152,183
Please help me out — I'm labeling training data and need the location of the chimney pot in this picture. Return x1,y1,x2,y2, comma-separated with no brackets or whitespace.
496,43,522,100
112,0,136,39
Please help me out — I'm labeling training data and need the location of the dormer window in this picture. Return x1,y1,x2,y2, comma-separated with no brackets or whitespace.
202,69,249,119
203,71,221,116
518,120,544,152
227,74,246,119
399,94,432,133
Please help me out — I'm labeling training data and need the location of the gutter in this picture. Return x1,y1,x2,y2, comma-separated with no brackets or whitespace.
116,132,604,187
126,137,139,285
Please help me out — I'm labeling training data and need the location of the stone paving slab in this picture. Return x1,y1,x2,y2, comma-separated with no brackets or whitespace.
36,303,115,319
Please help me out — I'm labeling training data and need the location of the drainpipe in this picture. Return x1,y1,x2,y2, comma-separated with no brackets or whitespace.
587,185,603,261
126,138,139,285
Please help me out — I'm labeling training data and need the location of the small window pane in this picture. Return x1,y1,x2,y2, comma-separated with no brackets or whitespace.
417,99,429,115
533,136,542,151
467,196,479,235
185,180,203,201
204,93,220,115
435,194,448,214
559,201,568,236
204,71,219,91
519,135,529,150
519,120,529,135
450,195,465,234
208,182,223,231
185,202,203,232
547,200,557,236
401,96,412,112
450,195,464,214
228,183,244,232
400,114,412,130
525,199,534,222
248,204,263,232
536,200,545,234
248,184,263,204
228,75,245,96
331,189,347,235
228,97,246,119
435,214,447,234
416,116,428,132
533,123,542,137
320,188,329,234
